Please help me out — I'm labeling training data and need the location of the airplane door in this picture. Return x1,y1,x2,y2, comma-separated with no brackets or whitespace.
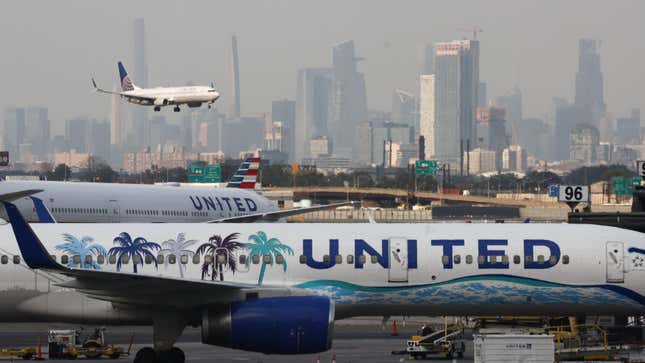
108,200,120,223
606,242,624,283
388,238,408,283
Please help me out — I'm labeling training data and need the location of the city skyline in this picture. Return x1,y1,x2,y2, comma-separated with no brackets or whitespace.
1,1,644,135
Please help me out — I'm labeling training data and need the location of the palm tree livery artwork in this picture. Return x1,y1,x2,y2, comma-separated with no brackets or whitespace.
245,231,294,285
160,233,197,278
55,234,108,270
196,233,243,281
108,232,161,273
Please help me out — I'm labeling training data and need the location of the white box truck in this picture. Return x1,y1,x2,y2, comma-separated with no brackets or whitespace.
474,334,554,363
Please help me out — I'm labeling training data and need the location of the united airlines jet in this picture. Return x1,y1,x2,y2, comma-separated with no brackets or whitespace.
92,62,220,112
0,194,643,363
0,157,349,224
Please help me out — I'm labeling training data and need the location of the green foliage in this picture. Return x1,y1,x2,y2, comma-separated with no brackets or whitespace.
564,165,635,185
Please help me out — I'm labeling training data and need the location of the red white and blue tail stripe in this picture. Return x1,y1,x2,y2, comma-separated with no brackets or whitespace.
226,157,260,189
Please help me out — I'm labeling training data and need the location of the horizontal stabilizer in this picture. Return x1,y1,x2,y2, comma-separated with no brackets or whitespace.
0,189,44,202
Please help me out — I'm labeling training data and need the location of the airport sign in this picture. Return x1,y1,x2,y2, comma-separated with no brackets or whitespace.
415,160,438,175
188,163,221,183
612,176,641,196
557,185,589,203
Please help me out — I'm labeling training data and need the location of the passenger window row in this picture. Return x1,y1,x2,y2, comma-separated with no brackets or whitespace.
44,253,288,267
51,207,108,214
296,254,570,265
161,210,188,217
125,209,160,216
191,211,209,217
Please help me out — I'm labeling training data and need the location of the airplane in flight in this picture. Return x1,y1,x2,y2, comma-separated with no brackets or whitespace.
0,194,643,363
0,157,347,223
92,62,220,112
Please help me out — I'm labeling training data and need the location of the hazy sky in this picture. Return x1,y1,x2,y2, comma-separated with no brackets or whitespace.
1,0,644,134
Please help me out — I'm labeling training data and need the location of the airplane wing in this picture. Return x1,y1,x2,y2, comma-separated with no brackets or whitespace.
91,78,156,103
207,201,358,223
2,201,304,309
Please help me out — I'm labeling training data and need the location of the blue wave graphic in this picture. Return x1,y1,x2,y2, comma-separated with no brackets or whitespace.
628,247,645,255
295,274,645,307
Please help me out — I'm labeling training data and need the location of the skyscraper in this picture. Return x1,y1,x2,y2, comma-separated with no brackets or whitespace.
272,99,295,160
575,39,605,127
496,86,522,144
88,120,111,162
24,107,49,158
295,68,332,162
391,89,417,128
132,18,148,148
433,40,479,168
65,118,88,152
570,124,599,163
328,40,367,157
554,103,592,161
230,35,241,118
3,107,25,160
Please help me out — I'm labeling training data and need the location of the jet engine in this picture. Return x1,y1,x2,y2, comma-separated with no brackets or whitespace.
187,102,202,108
201,296,334,354
153,98,170,106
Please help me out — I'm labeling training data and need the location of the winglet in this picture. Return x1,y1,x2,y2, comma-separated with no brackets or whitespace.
2,201,62,270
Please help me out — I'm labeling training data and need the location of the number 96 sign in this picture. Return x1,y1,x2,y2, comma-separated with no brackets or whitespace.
557,185,590,203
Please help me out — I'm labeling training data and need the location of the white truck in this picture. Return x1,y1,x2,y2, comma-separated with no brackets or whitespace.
474,334,554,363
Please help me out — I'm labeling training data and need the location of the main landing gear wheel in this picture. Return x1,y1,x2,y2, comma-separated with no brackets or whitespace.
154,106,161,112
134,347,156,363
173,106,180,112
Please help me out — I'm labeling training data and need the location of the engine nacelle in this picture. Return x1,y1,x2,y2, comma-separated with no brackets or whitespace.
187,102,202,108
153,98,170,106
201,296,334,354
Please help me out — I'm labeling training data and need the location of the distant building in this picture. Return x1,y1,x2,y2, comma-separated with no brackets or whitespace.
518,118,551,160
24,107,49,159
575,38,605,127
65,118,88,153
355,121,373,165
554,103,592,161
198,120,220,151
53,149,92,168
123,145,197,173
328,40,367,157
264,121,287,153
3,107,25,161
616,109,641,145
433,40,479,169
272,99,295,160
302,155,351,174
476,106,507,170
391,89,417,128
612,146,638,166
131,18,148,148
222,117,264,157
295,68,332,162
466,148,497,175
110,84,127,146
385,142,417,168
88,120,111,162
502,145,527,172
598,142,612,162
477,82,487,108
569,124,599,163
308,136,332,158
496,86,522,144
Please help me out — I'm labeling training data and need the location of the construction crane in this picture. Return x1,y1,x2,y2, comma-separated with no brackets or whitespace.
457,26,483,40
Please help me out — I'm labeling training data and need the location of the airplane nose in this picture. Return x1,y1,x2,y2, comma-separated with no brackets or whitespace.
213,92,220,101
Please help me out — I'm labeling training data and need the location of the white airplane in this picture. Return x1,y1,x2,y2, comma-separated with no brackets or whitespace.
92,62,220,112
1,195,644,363
0,157,347,223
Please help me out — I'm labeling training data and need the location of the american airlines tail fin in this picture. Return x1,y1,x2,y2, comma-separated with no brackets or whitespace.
226,157,260,189
117,62,139,92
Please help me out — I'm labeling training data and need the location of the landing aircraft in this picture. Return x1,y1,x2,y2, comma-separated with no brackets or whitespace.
92,62,219,112
1,196,644,363
0,157,347,223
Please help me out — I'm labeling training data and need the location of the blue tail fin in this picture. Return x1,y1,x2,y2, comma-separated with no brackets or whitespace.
118,62,136,91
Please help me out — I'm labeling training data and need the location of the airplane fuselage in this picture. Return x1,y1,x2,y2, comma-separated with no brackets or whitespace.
0,181,277,223
122,86,219,108
1,222,643,323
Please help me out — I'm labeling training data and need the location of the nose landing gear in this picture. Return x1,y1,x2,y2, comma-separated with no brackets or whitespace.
173,106,180,112
154,106,161,112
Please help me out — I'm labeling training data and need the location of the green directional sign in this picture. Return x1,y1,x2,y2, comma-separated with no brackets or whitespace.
415,160,438,175
188,163,221,183
612,176,641,195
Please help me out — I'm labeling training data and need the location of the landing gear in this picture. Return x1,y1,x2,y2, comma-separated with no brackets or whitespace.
133,313,187,363
154,106,161,112
173,106,180,112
